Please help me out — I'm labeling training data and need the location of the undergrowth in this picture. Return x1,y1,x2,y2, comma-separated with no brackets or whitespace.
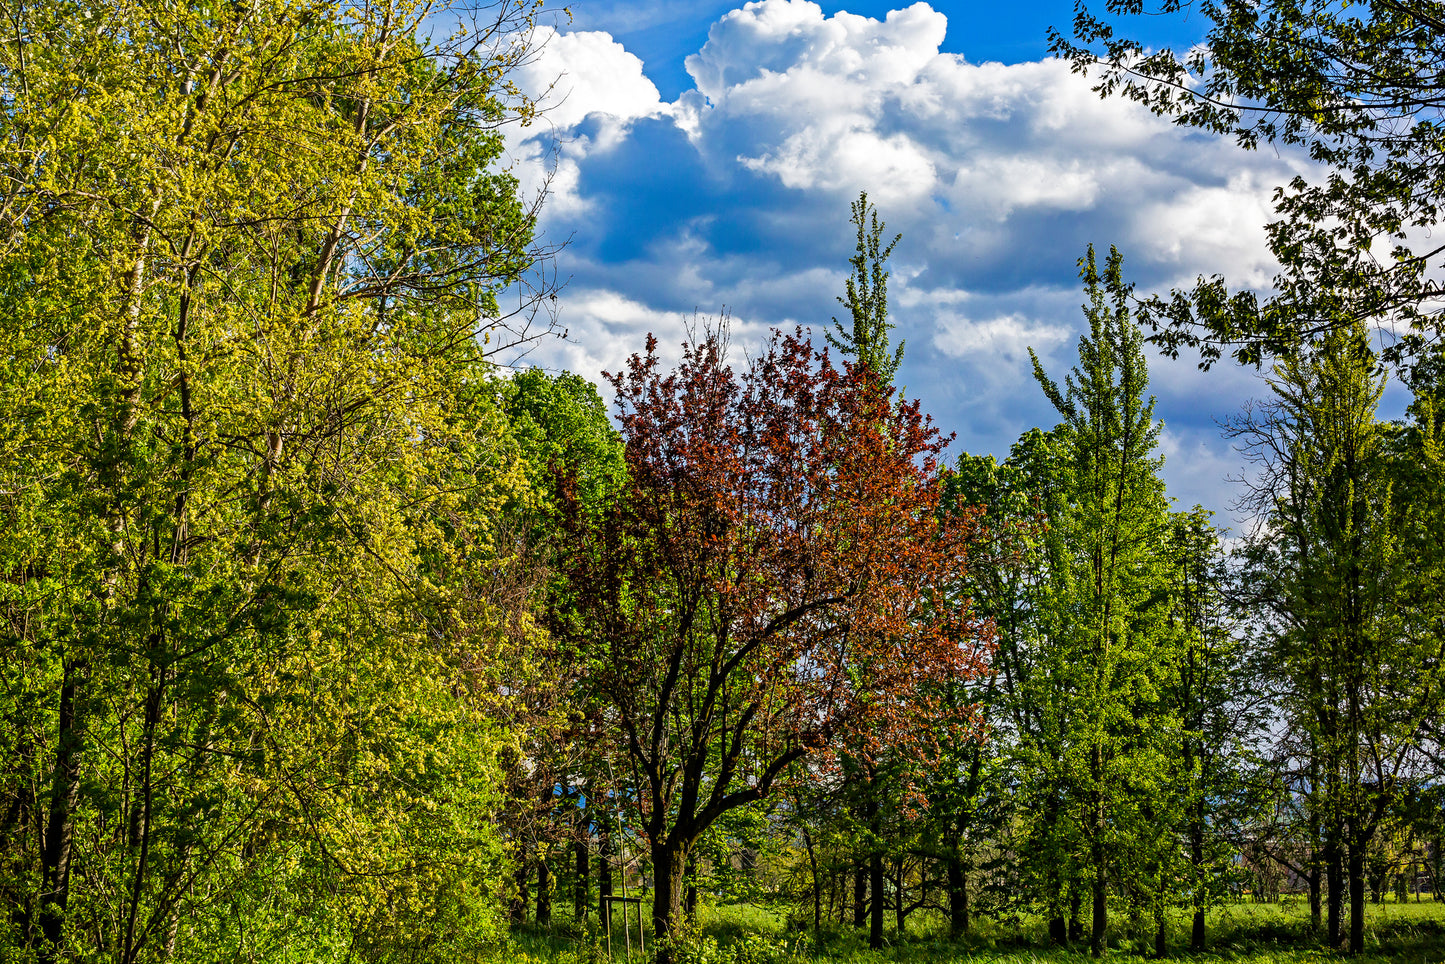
489,898,1445,963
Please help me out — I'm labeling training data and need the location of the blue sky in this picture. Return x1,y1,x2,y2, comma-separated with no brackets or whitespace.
562,1,1211,98
503,0,1357,525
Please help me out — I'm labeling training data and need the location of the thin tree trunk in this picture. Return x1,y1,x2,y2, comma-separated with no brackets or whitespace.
1189,775,1206,949
1326,836,1343,947
536,848,551,926
1155,875,1167,958
574,839,589,922
869,850,884,948
1309,864,1322,933
512,850,531,925
893,858,905,934
853,863,866,929
801,827,821,934
1348,842,1365,955
37,660,84,964
598,831,613,933
868,794,884,950
121,672,165,964
37,664,83,964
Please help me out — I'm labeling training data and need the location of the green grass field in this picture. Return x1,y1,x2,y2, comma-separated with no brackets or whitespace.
495,898,1445,964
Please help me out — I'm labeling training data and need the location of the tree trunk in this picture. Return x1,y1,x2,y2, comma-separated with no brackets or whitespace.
802,828,821,934
1190,802,1206,949
37,660,84,964
1348,843,1365,956
574,839,589,921
684,851,698,923
536,849,552,926
598,832,614,933
893,859,905,935
1049,916,1068,946
1326,836,1343,948
1091,862,1107,958
511,852,531,925
853,864,866,929
1155,874,1167,958
1308,864,1322,934
947,853,969,938
869,849,884,949
652,841,687,960
1435,836,1442,902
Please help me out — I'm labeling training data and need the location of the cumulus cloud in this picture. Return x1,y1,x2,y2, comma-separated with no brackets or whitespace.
504,26,667,219
515,27,665,136
526,289,779,393
503,0,1311,516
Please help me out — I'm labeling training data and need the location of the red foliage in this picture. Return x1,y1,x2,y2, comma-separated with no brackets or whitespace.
561,323,991,939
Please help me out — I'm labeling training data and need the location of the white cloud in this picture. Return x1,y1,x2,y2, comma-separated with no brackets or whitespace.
933,312,1070,362
500,0,1324,518
1142,172,1282,289
515,27,665,136
504,27,667,221
534,290,777,395
685,2,946,103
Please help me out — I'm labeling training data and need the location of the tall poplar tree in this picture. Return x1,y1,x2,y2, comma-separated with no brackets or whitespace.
828,192,904,385
1028,246,1178,957
826,190,908,949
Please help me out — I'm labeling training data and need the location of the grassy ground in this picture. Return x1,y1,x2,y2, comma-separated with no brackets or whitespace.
497,898,1445,964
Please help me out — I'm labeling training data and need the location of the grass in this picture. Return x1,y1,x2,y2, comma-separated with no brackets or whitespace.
494,898,1445,964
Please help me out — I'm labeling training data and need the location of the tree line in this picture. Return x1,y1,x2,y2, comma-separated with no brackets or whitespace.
1,1,1443,963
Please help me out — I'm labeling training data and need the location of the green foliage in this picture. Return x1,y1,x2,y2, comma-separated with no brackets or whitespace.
1052,1,1445,371
503,369,626,522
827,192,904,385
1022,246,1180,951
0,0,552,960
1226,321,1441,951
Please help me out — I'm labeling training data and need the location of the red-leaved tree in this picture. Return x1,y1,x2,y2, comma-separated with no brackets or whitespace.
560,325,990,951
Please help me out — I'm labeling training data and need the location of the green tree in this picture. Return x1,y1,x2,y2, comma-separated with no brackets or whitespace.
827,191,904,385
497,369,625,929
0,0,550,960
1162,508,1259,951
936,449,1048,937
1028,246,1179,956
1227,324,1428,952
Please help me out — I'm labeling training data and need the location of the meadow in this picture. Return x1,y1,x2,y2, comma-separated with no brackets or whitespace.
498,899,1445,964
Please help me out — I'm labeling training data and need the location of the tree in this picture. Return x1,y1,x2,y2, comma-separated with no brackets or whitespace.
0,0,552,959
1391,348,1445,789
1163,509,1260,951
827,192,905,385
1028,246,1178,956
936,450,1047,938
560,323,989,956
826,190,909,948
497,369,625,930
1052,1,1445,370
1226,323,1432,953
